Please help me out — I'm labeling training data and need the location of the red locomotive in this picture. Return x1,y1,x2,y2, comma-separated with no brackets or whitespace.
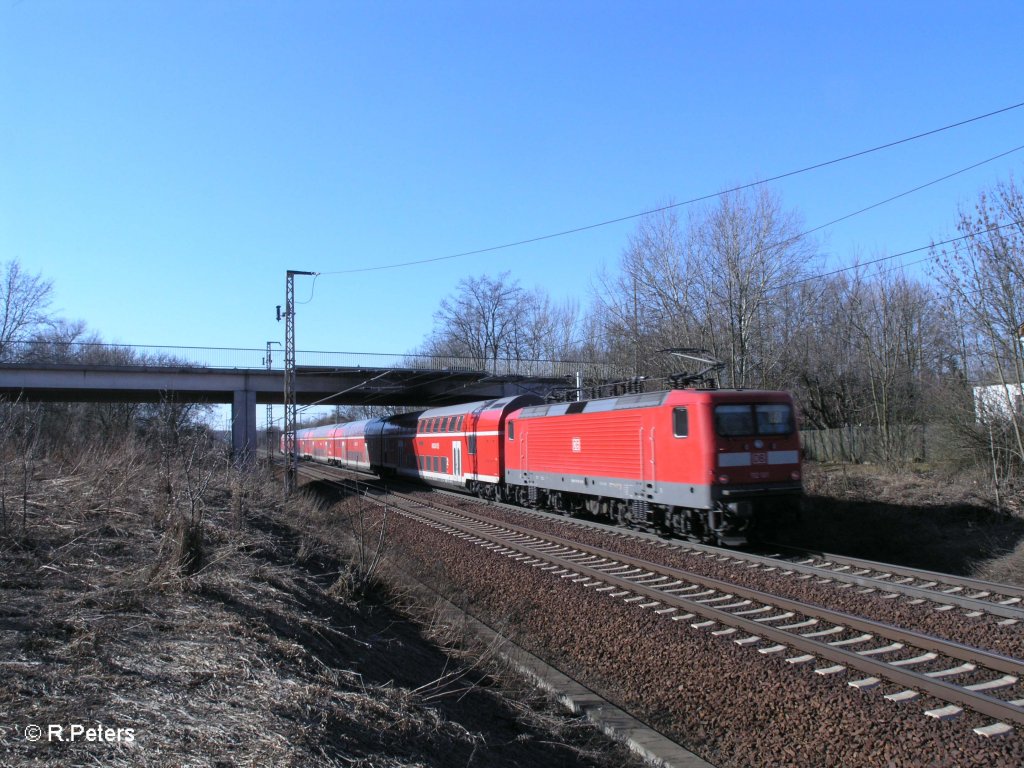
286,388,802,545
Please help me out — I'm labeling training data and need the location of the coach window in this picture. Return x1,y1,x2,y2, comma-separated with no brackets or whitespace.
507,421,515,440
673,407,688,438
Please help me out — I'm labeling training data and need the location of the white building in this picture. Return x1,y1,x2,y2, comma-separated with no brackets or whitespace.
973,382,1024,421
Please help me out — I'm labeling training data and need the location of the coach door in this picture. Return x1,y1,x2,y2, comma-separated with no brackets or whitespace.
452,442,462,481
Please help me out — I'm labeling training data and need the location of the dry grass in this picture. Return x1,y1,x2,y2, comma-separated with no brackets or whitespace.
0,446,641,768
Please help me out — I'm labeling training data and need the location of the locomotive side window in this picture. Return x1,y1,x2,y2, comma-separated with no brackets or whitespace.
507,421,515,440
673,407,688,438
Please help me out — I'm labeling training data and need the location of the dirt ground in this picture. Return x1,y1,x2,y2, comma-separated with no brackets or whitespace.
5,451,1024,768
0,460,644,768
783,462,1024,581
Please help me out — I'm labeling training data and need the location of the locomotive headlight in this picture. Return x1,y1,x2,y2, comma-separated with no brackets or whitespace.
717,474,730,484
791,470,801,481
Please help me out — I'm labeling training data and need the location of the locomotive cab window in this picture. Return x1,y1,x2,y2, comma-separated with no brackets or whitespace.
507,421,515,440
714,404,793,437
756,404,793,435
673,407,688,438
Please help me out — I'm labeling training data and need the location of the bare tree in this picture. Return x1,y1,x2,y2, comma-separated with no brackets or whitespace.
846,268,951,463
424,272,582,369
593,205,702,377
788,274,866,428
425,272,524,365
592,188,816,387
932,175,1024,467
690,187,816,388
0,260,54,361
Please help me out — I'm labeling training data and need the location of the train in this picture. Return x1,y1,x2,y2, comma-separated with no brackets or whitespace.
284,387,803,545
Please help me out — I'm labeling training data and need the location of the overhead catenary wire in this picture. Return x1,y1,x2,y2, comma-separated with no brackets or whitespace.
315,101,1024,276
776,219,1024,292
272,105,1024,426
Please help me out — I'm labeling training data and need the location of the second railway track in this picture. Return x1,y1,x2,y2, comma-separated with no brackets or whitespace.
294,460,1024,765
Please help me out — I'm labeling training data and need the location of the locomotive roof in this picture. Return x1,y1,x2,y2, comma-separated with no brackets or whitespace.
517,388,791,419
518,391,669,419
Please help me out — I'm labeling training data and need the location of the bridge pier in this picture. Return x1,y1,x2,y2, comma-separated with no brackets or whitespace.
231,389,258,464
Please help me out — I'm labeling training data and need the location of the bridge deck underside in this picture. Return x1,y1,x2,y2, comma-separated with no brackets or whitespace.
0,364,568,406
0,364,573,460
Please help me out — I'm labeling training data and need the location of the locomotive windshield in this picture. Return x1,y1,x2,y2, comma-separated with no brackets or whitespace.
714,403,793,437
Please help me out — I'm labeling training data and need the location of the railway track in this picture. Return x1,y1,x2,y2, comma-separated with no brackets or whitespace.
433,484,1024,627
761,547,1024,622
286,455,1024,624
294,461,1024,740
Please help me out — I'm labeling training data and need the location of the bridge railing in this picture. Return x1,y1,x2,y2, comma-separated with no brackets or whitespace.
2,341,626,381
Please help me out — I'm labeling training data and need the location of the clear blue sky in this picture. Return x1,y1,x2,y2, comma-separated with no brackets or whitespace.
3,1,1023,358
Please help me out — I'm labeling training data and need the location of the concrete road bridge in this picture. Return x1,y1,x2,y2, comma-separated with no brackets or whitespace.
0,343,624,459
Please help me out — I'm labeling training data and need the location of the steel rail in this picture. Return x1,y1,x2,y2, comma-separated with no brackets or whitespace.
301,461,1024,621
677,547,1024,622
432,486,1024,622
777,548,1024,600
437,506,1024,675
364,490,1024,728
